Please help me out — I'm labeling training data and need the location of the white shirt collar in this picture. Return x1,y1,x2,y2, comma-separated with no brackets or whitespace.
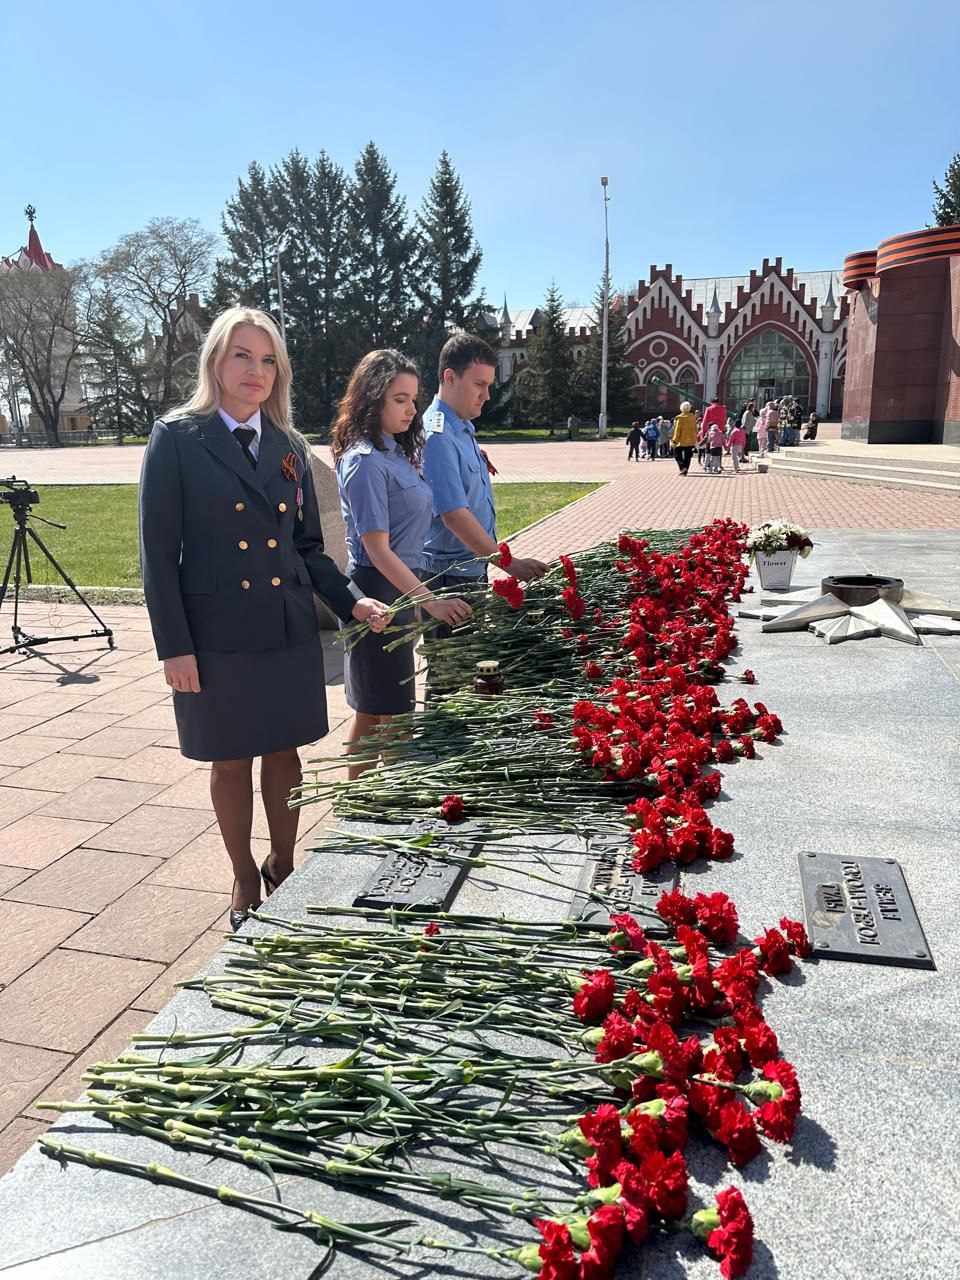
218,407,262,441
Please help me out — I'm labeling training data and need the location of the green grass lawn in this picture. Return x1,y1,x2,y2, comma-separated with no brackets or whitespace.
10,481,601,589
494,481,598,539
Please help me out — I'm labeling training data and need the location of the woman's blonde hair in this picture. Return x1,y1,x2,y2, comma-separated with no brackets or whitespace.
170,307,298,442
680,400,692,413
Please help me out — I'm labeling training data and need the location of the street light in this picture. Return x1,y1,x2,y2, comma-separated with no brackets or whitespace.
274,226,292,343
598,177,610,440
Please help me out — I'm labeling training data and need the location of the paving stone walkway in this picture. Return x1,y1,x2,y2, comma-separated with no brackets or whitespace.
0,610,350,1173
1,442,959,1175
511,463,960,561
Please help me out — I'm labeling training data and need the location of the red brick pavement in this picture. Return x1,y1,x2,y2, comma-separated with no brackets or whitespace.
0,609,351,1174
511,462,960,559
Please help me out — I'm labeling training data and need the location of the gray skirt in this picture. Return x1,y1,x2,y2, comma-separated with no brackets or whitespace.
344,565,416,716
173,637,329,762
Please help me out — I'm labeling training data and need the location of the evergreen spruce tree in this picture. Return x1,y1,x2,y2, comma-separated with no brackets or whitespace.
521,283,573,430
213,162,281,312
345,143,415,354
572,277,637,426
411,151,484,397
932,152,960,227
270,149,352,432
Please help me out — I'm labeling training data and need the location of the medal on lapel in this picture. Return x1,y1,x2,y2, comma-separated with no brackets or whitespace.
296,486,303,521
281,451,298,482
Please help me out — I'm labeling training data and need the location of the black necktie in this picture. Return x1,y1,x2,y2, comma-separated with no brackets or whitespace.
234,425,257,470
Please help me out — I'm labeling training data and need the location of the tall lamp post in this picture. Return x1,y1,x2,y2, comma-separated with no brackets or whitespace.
598,176,610,440
274,226,291,342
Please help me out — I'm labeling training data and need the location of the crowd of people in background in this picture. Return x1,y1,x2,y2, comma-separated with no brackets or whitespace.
627,394,820,476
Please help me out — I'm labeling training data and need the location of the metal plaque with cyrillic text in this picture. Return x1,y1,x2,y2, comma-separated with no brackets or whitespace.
798,850,934,970
353,849,468,912
570,837,676,935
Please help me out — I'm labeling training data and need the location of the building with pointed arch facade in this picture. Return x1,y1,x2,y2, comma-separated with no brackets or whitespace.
495,258,847,421
622,258,846,418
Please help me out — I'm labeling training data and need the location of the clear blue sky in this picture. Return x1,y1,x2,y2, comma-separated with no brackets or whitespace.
5,0,959,307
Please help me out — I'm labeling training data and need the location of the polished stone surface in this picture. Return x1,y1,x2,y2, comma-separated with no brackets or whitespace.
0,530,958,1278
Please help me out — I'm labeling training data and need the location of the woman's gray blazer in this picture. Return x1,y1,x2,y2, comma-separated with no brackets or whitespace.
139,411,356,660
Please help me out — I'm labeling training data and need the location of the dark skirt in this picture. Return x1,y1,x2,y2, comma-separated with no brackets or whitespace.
173,637,328,762
344,565,416,716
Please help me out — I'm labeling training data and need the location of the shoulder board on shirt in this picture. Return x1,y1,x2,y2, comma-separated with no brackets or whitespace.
426,410,445,435
352,440,374,456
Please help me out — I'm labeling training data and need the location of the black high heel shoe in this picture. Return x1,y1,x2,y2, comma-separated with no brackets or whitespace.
260,855,279,897
261,855,294,897
230,879,261,933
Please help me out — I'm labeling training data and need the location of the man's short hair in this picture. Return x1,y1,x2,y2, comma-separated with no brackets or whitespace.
439,332,498,381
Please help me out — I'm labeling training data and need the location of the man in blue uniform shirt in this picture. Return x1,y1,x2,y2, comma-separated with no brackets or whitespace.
422,332,548,591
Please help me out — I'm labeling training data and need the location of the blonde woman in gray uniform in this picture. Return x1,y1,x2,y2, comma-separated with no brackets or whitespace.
139,307,390,930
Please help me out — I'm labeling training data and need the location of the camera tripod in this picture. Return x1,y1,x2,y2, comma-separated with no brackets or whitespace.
0,484,114,656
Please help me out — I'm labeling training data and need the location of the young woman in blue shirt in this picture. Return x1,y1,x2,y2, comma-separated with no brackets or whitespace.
332,350,473,776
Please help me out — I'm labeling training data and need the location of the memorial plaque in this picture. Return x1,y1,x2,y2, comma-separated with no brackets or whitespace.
798,850,935,970
569,836,676,935
353,840,469,912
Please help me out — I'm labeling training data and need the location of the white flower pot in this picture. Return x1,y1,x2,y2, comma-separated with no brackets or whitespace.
755,549,799,590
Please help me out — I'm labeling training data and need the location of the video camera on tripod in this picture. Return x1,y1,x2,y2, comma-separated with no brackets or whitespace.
0,477,41,509
0,475,114,655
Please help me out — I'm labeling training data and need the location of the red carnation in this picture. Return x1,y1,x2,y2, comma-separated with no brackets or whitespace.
779,916,811,958
632,830,667,872
422,921,441,937
695,770,723,801
734,1005,779,1067
703,1025,747,1077
706,1186,754,1278
714,739,735,763
740,669,756,684
710,827,736,859
439,794,465,822
655,888,698,928
584,661,605,680
753,1059,801,1142
648,967,687,1023
595,1010,637,1062
625,1108,661,1160
559,553,579,589
640,1148,688,1220
562,585,586,618
656,1089,689,1151
579,1103,625,1186
492,575,525,609
693,891,740,946
713,949,760,1007
754,927,792,975
712,1100,761,1168
535,1218,579,1280
755,714,780,742
613,1160,651,1243
497,540,512,568
573,968,617,1020
581,1204,625,1279
607,912,649,954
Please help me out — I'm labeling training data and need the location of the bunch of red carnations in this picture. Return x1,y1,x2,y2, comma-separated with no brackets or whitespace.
523,902,808,1278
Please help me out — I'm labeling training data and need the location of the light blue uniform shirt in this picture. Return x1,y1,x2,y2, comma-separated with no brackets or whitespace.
421,396,496,577
336,435,433,570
